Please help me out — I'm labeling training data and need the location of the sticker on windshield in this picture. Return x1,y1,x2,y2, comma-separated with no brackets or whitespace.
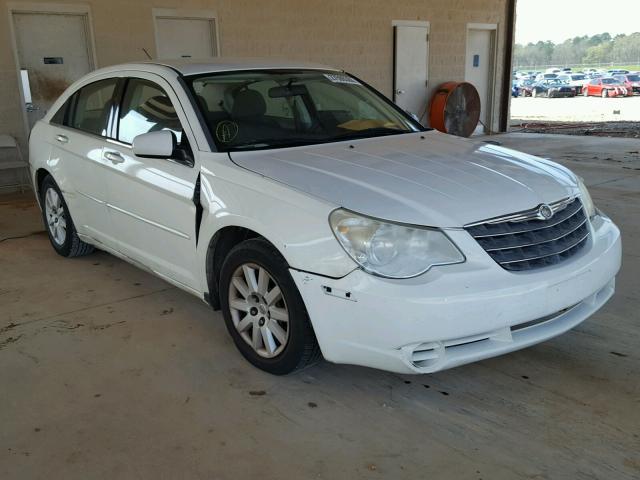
215,120,239,143
323,73,361,85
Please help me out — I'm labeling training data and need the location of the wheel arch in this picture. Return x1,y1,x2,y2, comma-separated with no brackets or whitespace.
34,168,52,206
205,226,284,310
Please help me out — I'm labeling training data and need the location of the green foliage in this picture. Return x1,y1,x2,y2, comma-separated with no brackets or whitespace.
515,32,640,68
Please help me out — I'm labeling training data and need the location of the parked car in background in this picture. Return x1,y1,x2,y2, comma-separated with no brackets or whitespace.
28,59,621,375
557,74,589,95
613,74,640,95
535,73,559,82
518,79,536,97
512,80,520,98
531,79,576,98
608,69,630,75
583,77,632,97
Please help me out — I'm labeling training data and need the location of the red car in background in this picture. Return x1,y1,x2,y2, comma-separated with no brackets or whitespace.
583,77,632,97
613,74,640,95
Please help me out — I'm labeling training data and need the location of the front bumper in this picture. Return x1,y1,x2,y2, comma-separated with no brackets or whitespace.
291,215,621,374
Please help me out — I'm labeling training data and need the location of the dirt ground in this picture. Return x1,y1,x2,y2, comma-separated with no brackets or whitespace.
1,133,639,479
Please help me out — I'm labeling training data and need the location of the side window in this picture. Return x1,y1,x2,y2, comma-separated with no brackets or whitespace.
50,95,74,126
118,78,183,144
70,79,118,136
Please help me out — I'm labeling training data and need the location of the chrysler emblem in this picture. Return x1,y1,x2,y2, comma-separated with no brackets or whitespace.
538,204,554,220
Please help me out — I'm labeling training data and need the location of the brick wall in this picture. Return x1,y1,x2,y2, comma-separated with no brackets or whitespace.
0,0,509,153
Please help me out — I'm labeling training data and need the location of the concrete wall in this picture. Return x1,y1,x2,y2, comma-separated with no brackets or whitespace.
1,0,509,153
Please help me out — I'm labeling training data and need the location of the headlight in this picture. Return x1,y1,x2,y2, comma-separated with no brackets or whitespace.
329,209,465,279
577,177,596,219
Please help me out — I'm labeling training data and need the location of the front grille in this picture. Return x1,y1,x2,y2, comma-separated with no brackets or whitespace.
465,197,589,272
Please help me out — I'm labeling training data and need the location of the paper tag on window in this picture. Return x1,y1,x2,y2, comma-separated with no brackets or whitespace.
323,73,360,85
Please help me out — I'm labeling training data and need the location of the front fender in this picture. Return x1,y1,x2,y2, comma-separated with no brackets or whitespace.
195,159,357,294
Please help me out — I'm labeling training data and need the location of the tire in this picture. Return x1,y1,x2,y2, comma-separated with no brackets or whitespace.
40,175,94,257
583,88,589,97
602,89,608,98
219,238,321,375
532,89,537,98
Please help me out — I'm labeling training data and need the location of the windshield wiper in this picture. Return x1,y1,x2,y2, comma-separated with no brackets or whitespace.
332,127,410,141
230,137,327,150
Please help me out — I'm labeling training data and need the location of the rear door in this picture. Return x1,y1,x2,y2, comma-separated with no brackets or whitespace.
47,77,119,247
103,73,201,290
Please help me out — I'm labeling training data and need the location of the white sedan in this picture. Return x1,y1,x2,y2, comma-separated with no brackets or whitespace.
29,59,621,374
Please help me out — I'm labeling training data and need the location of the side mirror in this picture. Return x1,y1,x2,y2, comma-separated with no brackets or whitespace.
132,130,176,159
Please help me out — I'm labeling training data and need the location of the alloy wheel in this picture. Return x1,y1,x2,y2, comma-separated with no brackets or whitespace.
44,187,67,246
228,263,290,358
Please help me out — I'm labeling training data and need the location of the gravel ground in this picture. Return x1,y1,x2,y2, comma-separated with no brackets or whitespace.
510,95,640,123
510,96,640,138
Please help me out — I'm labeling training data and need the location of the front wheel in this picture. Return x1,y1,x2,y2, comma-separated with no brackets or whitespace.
602,89,609,98
219,238,321,375
40,175,94,257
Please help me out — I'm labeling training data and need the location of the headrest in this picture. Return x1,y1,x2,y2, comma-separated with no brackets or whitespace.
139,95,178,122
231,89,266,119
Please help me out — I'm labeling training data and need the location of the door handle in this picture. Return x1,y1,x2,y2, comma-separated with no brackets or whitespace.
104,151,124,164
55,134,69,144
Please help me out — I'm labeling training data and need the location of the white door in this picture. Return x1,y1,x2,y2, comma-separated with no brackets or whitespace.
465,28,496,133
393,24,429,120
12,12,93,130
47,77,120,247
103,74,201,290
155,17,217,59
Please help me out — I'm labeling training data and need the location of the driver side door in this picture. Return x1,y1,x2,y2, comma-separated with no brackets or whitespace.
103,73,201,291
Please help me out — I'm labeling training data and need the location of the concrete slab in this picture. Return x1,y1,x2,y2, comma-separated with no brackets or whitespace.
1,134,639,479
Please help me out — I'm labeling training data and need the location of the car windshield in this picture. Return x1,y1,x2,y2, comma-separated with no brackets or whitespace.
186,70,421,151
571,75,586,80
602,78,618,84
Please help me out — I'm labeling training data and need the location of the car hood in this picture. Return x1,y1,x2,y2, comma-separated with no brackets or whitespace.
229,131,578,227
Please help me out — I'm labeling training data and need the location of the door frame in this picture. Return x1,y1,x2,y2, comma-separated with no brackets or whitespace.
392,20,430,105
6,2,98,142
152,8,220,58
465,23,498,132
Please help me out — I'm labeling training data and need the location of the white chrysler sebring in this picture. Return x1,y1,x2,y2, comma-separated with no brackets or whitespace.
29,59,621,375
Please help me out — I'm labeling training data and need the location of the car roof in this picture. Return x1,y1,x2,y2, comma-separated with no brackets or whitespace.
93,57,342,77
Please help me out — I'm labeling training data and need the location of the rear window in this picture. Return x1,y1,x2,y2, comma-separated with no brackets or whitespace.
70,79,118,136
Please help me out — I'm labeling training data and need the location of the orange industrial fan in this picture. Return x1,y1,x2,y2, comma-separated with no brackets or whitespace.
429,82,481,137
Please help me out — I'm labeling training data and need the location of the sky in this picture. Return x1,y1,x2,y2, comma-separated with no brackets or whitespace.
516,0,639,45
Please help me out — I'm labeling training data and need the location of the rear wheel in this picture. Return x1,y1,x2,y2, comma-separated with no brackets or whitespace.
583,87,589,97
602,89,608,98
219,238,321,375
532,89,537,98
40,175,94,257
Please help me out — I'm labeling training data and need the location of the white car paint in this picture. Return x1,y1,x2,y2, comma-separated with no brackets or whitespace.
29,59,621,374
